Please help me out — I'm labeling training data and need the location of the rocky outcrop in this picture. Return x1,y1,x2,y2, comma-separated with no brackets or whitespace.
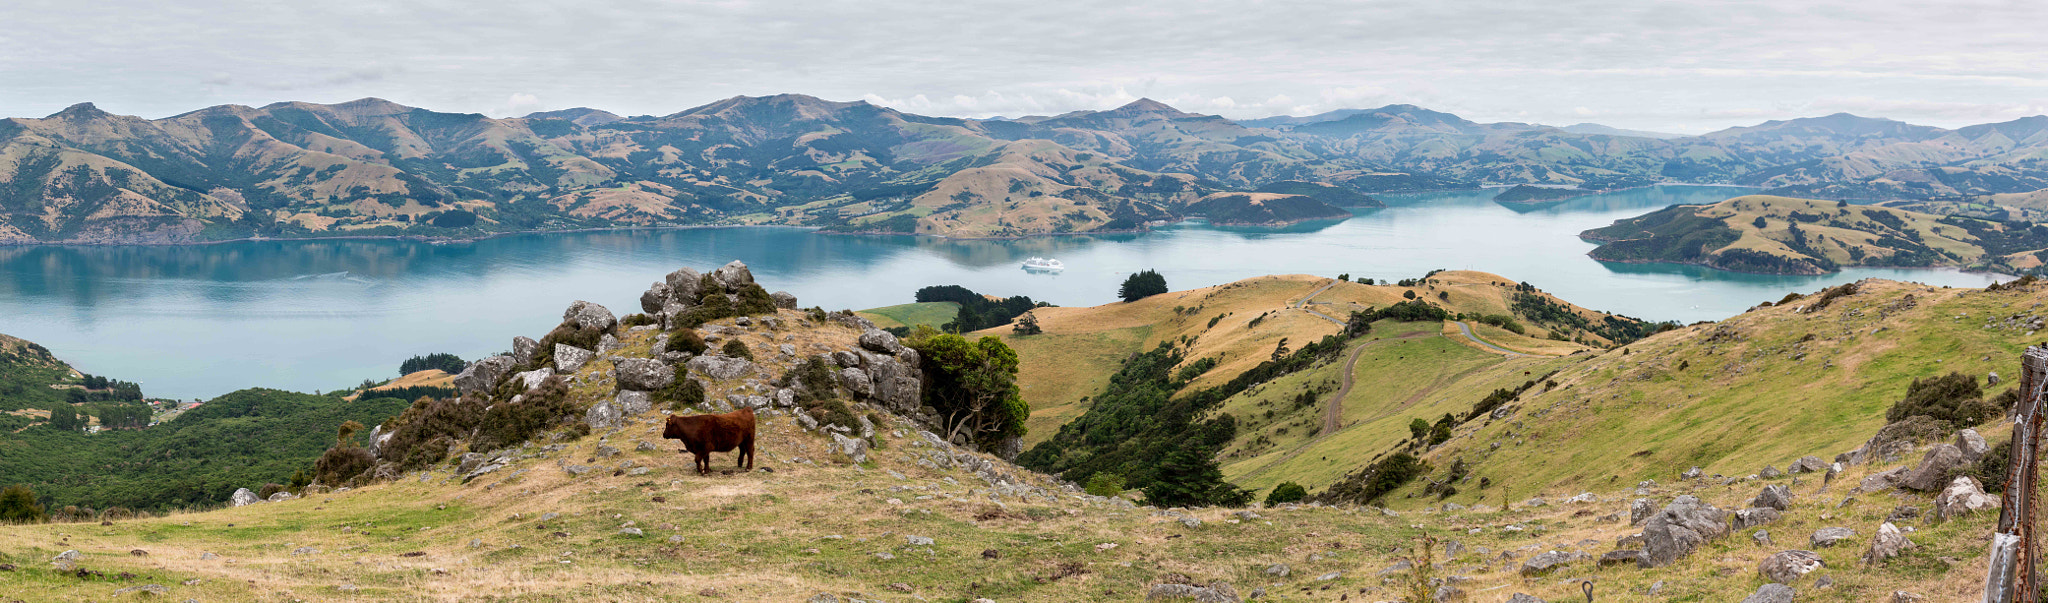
771,291,799,309
1936,476,2000,519
614,358,675,391
1520,550,1589,576
1753,484,1794,511
1733,507,1782,529
586,399,623,431
1901,444,1964,492
1630,498,1655,525
1788,456,1828,474
1639,495,1728,568
512,368,554,392
687,355,756,381
454,355,516,395
563,300,617,331
1857,467,1907,493
513,336,539,367
830,433,870,464
555,344,594,373
709,260,754,290
1759,550,1824,583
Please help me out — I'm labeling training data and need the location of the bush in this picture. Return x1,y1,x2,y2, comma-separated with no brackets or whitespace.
1975,438,2012,492
256,483,285,499
1317,452,1426,505
473,375,581,452
619,313,660,328
1085,472,1126,497
790,357,839,401
1887,372,2000,427
1119,269,1168,302
399,353,466,376
380,395,488,471
313,446,375,486
722,340,754,360
657,376,706,411
1265,481,1307,505
0,484,45,523
663,328,709,355
1475,314,1525,334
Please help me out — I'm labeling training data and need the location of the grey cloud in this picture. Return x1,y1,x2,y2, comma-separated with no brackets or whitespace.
0,0,2044,132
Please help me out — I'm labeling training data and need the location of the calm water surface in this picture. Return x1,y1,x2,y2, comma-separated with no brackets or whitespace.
0,186,2003,399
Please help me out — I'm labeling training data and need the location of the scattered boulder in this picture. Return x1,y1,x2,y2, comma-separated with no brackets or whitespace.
665,268,705,302
230,488,262,507
639,281,673,315
554,344,594,373
512,336,539,367
1760,465,1785,479
830,433,870,464
1598,550,1640,567
686,355,756,380
1900,444,1964,492
1520,550,1589,576
1681,466,1703,480
709,260,755,291
1753,530,1772,546
1936,476,2000,519
1957,429,1990,464
512,367,554,392
1810,527,1856,548
1740,583,1795,603
1857,467,1907,494
267,491,297,503
1630,498,1655,525
1733,507,1782,529
563,300,617,331
615,390,652,417
1639,495,1728,568
1788,456,1828,474
771,291,799,310
454,355,516,394
614,358,675,391
1146,582,1240,602
1753,484,1794,511
1759,550,1824,583
1863,522,1914,564
585,399,623,431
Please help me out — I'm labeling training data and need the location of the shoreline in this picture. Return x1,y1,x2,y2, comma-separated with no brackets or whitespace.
1587,252,2013,278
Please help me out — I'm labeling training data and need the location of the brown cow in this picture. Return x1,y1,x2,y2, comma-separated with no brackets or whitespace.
662,407,755,474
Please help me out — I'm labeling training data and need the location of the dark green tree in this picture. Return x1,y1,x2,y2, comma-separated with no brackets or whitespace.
1143,440,1250,507
1409,417,1430,441
1266,481,1308,505
0,484,44,523
1119,269,1168,302
1011,312,1043,335
910,334,1029,450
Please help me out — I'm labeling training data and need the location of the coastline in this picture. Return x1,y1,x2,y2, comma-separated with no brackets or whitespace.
1586,252,2013,278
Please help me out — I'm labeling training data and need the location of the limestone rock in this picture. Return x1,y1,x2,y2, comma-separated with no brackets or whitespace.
1639,495,1728,568
1788,456,1828,474
1810,527,1856,548
267,491,297,502
1146,582,1240,602
1753,484,1794,511
1856,467,1907,494
1936,476,2000,519
831,433,870,464
585,400,623,431
563,300,617,331
512,368,554,392
1957,429,1989,464
1759,549,1824,583
231,488,263,507
1630,497,1655,525
1506,595,1546,603
1733,507,1782,529
1900,444,1964,492
1598,550,1640,566
614,358,675,391
640,281,673,315
686,355,755,380
1520,550,1588,576
771,291,799,310
839,367,874,398
1681,466,1703,480
860,329,907,355
454,355,516,394
1863,522,1914,563
709,260,755,291
615,390,652,417
664,268,704,301
1760,465,1785,479
1740,583,1795,603
512,336,539,367
554,344,594,373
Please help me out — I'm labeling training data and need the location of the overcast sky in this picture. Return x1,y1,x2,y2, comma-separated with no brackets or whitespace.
3,0,2044,133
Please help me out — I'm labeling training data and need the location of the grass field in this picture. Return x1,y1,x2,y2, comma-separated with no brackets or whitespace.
857,302,961,330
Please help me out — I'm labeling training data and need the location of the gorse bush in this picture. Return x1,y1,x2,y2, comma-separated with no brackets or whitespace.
0,484,45,523
722,340,754,360
533,320,607,370
1887,372,2000,427
1265,481,1307,505
658,376,707,410
1084,472,1125,497
663,328,709,355
379,395,488,471
1317,452,1427,505
473,375,580,452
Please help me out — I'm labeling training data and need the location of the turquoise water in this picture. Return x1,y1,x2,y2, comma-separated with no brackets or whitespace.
0,185,2003,399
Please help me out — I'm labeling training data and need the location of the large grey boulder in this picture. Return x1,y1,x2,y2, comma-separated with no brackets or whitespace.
830,433,870,464
585,399,623,430
709,260,755,291
614,358,675,391
665,267,704,301
1857,467,1907,494
864,355,922,413
1863,522,1914,563
554,344,594,373
839,367,875,398
1936,476,2000,519
1900,444,1964,492
1740,583,1795,603
859,329,907,355
512,336,540,368
1519,550,1588,576
1630,498,1655,525
687,355,755,380
1788,455,1828,474
1759,550,1824,583
1639,495,1728,568
615,390,652,417
1957,429,1990,464
512,368,554,392
563,300,617,331
1810,527,1856,548
230,488,263,507
1753,484,1794,511
454,355,516,395
1733,507,1782,529
640,281,673,315
771,291,799,310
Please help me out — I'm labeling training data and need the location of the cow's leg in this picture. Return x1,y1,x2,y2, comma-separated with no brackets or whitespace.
741,435,755,470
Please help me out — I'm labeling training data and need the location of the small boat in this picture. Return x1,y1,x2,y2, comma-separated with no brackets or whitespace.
1021,257,1065,272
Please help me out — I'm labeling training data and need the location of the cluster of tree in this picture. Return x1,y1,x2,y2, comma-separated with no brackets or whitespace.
1507,291,1661,345
0,388,410,511
398,353,466,376
1119,270,1168,302
1408,414,1456,446
908,334,1029,451
1368,300,1451,323
913,285,1045,332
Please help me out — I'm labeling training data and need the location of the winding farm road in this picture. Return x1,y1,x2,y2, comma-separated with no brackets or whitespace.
1450,321,1524,357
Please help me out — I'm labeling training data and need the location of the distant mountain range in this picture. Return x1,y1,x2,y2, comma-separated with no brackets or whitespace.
4,94,2047,243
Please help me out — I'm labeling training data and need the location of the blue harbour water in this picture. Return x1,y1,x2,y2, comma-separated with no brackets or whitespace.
0,186,2003,399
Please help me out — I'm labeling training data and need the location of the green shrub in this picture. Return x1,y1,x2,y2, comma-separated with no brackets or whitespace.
0,484,46,523
664,328,709,355
1119,269,1168,302
791,357,839,401
1887,372,2000,427
1265,481,1307,505
723,340,754,360
313,446,375,487
1085,472,1126,497
380,395,488,471
473,375,580,452
1975,438,2012,492
658,376,707,410
619,313,660,328
1317,452,1427,505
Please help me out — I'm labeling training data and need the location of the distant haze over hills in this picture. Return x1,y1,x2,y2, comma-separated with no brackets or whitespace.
3,93,2048,244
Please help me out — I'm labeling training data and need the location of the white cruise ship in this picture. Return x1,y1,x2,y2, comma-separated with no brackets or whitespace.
1020,257,1065,272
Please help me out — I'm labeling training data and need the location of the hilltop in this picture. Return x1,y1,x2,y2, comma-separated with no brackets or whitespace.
11,96,2048,243
1582,194,2048,275
0,267,2030,600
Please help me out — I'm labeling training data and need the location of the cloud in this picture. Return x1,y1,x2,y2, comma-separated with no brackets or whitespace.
0,0,2043,131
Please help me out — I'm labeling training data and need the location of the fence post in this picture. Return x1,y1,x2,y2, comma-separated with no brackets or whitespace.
1987,346,2048,603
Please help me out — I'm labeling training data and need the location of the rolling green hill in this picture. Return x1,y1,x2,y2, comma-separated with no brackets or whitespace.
856,302,961,330
1582,194,2048,274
